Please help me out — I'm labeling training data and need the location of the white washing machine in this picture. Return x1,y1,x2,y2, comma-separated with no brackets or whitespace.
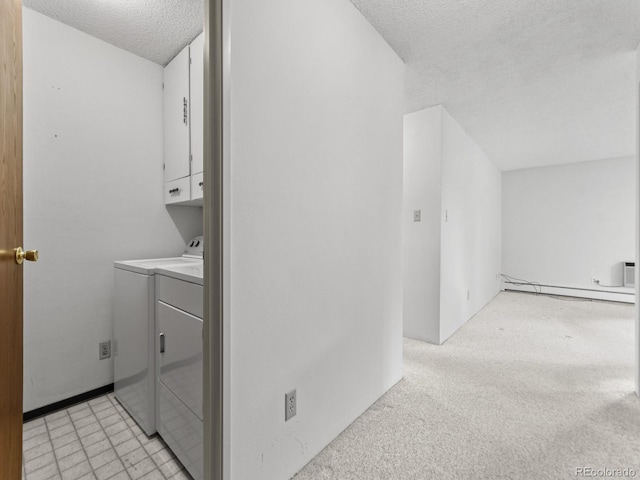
113,237,203,436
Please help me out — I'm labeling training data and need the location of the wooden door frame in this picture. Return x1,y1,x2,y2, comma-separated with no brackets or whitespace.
203,0,229,478
0,0,23,478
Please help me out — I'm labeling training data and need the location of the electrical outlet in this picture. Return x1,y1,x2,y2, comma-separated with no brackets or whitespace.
285,389,297,421
413,210,421,222
99,341,111,360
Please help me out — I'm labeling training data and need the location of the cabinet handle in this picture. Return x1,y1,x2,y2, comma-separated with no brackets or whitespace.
199,182,203,187
159,333,165,354
183,97,188,125
169,188,180,194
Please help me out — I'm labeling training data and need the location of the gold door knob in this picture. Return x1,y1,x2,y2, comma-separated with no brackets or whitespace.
15,247,39,265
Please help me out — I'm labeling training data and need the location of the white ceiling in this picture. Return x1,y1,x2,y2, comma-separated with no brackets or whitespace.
22,0,203,66
23,0,640,171
350,0,640,170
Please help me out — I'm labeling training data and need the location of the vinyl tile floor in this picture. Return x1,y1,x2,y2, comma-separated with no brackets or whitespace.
22,393,192,480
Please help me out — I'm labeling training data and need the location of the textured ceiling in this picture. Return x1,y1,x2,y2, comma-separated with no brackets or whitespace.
22,0,640,170
350,0,640,170
22,0,203,66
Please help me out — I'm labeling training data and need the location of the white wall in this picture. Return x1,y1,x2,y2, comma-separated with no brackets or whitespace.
228,0,404,478
502,157,635,301
403,107,442,343
22,8,202,412
402,106,502,345
439,108,502,342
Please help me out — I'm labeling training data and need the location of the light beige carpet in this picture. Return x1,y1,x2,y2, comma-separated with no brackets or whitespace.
294,292,640,480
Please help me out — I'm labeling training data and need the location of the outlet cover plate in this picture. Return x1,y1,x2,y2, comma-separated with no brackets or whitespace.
99,341,111,360
285,389,296,421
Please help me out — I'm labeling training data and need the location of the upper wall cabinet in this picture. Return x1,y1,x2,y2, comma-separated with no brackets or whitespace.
163,32,204,206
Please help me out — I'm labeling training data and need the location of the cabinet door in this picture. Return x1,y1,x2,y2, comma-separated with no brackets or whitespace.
190,33,204,177
163,47,191,182
191,172,204,201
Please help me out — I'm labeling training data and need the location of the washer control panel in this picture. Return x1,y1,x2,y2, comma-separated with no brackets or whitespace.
183,236,204,258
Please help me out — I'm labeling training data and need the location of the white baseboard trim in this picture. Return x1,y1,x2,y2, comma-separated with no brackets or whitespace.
503,282,635,304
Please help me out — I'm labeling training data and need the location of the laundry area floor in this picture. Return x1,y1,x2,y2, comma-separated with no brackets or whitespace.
295,292,640,480
22,393,191,480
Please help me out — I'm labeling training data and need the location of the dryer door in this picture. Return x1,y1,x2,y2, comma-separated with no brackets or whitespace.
157,301,203,419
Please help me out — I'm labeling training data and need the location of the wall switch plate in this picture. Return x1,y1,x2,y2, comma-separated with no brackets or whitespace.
285,389,297,421
413,210,421,222
99,341,111,360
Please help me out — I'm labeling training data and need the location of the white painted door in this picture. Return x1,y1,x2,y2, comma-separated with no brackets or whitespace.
163,47,191,183
190,33,204,177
